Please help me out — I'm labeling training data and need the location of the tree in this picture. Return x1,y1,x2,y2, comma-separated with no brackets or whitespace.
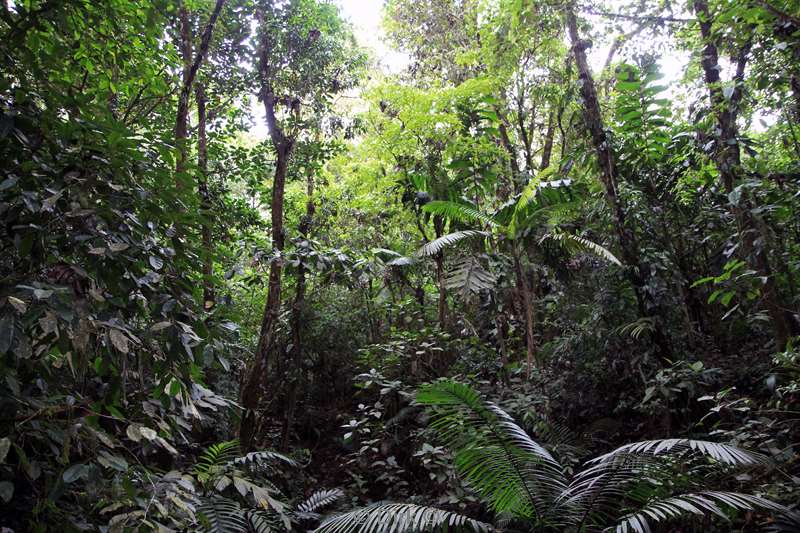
239,0,365,450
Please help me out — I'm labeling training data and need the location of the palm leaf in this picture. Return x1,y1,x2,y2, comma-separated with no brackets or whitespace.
297,488,345,514
313,502,490,532
444,256,496,296
613,491,795,533
415,230,488,258
541,232,622,266
197,496,248,533
422,200,498,228
589,439,769,467
195,441,241,476
417,380,567,520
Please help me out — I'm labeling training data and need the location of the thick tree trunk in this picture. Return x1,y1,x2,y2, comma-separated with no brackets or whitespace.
566,9,671,357
694,0,797,350
196,82,214,310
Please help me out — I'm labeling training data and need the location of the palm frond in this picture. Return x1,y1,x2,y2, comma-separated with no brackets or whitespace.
541,232,622,266
246,509,285,533
444,256,496,297
297,488,344,514
612,491,795,533
589,439,768,467
415,230,488,258
233,450,299,468
313,502,491,532
197,496,247,533
417,380,567,520
422,200,498,228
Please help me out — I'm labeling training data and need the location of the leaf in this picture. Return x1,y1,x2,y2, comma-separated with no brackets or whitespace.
7,296,27,314
149,256,164,270
415,231,488,257
97,450,128,472
0,437,10,463
63,463,87,483
0,177,19,191
0,316,13,354
109,329,129,354
0,481,13,503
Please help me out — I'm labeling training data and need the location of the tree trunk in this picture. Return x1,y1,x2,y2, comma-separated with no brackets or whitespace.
540,109,555,170
566,9,671,358
174,0,226,180
694,0,797,350
280,171,315,450
513,248,536,377
433,215,447,329
196,82,214,310
239,10,293,448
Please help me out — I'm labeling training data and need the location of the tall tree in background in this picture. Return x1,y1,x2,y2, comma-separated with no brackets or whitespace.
239,0,364,450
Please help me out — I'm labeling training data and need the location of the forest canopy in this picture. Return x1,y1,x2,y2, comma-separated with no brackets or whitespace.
1,0,800,531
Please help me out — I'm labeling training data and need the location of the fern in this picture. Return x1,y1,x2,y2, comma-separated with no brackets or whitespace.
415,230,488,257
196,441,241,476
589,438,769,467
313,502,491,532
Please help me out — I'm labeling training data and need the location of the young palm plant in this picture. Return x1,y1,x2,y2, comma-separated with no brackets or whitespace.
314,381,798,532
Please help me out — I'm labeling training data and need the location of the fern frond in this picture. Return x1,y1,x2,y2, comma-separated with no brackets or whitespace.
541,233,622,266
313,502,491,532
445,257,496,296
197,496,247,533
589,439,768,467
422,200,498,228
612,491,794,533
196,441,241,476
415,230,488,258
417,380,567,520
297,488,344,514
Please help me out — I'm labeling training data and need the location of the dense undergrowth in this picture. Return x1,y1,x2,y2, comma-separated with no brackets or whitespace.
1,0,800,531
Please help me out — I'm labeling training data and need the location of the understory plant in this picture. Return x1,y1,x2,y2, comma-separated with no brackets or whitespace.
314,380,799,532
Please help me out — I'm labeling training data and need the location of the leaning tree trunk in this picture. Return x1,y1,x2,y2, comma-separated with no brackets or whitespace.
566,9,671,358
174,0,226,180
694,0,797,350
239,11,293,449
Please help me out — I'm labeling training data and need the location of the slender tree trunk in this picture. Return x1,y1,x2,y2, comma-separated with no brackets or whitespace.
175,2,192,179
174,0,226,180
433,215,447,329
196,82,214,309
280,172,315,450
239,10,293,448
694,0,797,349
566,9,671,357
540,109,555,170
513,248,536,377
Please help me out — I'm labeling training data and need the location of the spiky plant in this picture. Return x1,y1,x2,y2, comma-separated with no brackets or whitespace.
314,381,798,533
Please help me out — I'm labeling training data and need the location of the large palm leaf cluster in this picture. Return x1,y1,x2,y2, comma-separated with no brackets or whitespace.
315,381,798,532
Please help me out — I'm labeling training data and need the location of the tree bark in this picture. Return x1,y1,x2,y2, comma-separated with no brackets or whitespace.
694,0,797,349
196,82,214,310
239,8,294,450
566,8,671,357
513,248,536,377
174,0,226,179
280,171,315,450
540,109,556,170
